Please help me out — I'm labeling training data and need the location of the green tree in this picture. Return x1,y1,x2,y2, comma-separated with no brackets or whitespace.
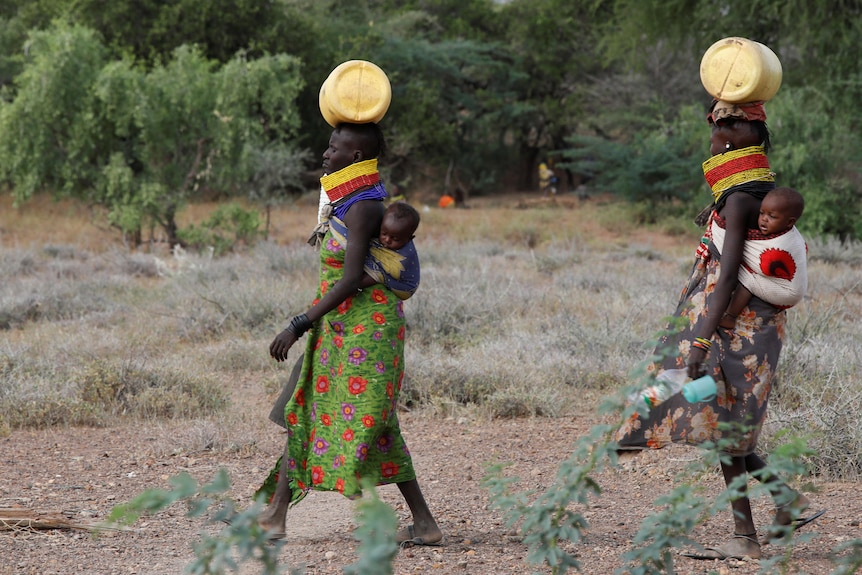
0,0,292,66
0,23,307,246
498,0,617,189
0,15,27,92
294,3,530,194
591,0,862,238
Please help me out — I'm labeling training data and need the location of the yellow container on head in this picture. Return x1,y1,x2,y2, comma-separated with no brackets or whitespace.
700,37,782,103
319,60,392,126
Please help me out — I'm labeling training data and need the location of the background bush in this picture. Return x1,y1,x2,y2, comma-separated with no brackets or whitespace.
2,201,860,480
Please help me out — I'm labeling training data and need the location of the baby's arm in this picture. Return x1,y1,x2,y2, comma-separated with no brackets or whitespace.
719,284,753,328
360,271,379,289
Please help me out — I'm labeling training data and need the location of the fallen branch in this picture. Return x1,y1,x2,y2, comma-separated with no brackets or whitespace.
0,507,114,532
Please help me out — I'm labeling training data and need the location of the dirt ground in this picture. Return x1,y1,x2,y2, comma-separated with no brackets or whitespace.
2,396,860,575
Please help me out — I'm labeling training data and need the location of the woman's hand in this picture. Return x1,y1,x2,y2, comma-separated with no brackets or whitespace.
687,347,708,379
270,329,298,362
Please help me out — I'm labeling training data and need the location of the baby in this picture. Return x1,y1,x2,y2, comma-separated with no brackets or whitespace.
360,201,421,299
720,187,807,328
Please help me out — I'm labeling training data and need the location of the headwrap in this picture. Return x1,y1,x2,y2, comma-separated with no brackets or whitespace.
307,159,387,246
707,99,767,124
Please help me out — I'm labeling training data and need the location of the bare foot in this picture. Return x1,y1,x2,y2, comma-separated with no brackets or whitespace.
766,493,826,543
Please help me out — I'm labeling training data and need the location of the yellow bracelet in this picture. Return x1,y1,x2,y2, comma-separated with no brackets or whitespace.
694,337,712,349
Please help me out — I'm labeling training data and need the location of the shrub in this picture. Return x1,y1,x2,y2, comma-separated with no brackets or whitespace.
177,203,263,255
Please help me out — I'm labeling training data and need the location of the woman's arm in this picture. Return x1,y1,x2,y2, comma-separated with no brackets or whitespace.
270,200,384,362
307,200,384,321
687,192,760,377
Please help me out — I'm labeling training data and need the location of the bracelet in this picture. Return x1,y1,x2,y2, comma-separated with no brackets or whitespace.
286,313,313,337
722,312,737,320
692,341,710,352
692,337,712,352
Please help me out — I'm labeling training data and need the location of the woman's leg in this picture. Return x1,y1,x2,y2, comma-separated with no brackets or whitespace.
395,478,442,544
744,452,805,506
686,456,761,559
721,456,757,536
745,452,816,541
258,440,292,537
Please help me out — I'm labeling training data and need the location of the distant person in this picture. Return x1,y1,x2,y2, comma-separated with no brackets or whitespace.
387,182,407,204
719,187,807,329
453,187,466,207
538,161,557,196
438,187,466,209
361,200,421,300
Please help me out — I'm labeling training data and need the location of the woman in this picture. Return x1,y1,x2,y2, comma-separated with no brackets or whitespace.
617,99,822,560
260,122,441,546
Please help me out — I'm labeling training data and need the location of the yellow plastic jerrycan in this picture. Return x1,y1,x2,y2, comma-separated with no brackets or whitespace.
700,37,782,103
319,60,392,127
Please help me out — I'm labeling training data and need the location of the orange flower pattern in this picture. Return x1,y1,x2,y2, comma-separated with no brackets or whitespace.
617,240,785,456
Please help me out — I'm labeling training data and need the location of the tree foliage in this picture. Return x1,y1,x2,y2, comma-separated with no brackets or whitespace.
0,22,305,246
1,0,861,240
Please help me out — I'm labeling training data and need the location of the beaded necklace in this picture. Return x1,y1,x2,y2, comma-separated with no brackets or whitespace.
320,159,380,203
702,145,774,201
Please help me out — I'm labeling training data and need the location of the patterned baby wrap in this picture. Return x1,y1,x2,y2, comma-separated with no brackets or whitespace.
710,218,807,308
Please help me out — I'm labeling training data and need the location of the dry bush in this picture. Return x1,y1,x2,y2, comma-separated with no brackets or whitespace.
807,235,862,266
765,291,862,479
1,200,861,478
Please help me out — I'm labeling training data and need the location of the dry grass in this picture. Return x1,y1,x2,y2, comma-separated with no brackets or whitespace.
1,192,861,479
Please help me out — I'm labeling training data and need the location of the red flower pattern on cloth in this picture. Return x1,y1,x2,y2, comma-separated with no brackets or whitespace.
348,376,368,395
337,298,352,314
371,289,388,304
258,215,416,504
381,461,400,478
759,247,797,280
311,466,325,485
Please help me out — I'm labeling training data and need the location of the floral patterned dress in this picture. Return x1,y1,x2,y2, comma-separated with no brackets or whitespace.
273,214,416,500
616,214,786,456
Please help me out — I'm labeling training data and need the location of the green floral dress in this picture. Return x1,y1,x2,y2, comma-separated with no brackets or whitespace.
265,215,416,501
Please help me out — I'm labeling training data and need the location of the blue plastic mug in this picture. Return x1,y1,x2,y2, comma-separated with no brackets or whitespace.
682,375,717,403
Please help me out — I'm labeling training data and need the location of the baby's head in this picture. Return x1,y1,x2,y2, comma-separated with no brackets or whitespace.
759,187,804,235
379,201,420,250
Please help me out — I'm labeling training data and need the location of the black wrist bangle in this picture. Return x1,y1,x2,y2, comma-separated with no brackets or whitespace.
286,313,313,337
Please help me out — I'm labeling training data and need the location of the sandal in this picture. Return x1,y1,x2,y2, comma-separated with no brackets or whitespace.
765,508,826,542
683,532,761,560
396,524,443,547
765,493,826,542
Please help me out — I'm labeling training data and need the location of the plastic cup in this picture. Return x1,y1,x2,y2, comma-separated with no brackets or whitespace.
682,375,717,403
